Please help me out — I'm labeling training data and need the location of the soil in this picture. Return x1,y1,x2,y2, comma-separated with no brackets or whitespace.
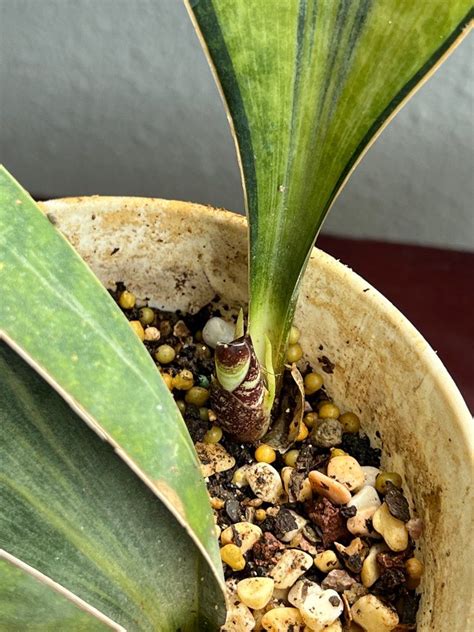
111,284,422,631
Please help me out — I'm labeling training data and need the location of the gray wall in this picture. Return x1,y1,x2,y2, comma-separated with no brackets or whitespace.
1,0,473,250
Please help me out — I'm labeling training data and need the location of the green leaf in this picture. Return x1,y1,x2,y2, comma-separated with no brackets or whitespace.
0,166,225,626
187,0,473,372
0,342,225,630
0,554,114,631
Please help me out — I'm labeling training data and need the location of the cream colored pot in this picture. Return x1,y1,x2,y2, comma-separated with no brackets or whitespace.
42,196,473,631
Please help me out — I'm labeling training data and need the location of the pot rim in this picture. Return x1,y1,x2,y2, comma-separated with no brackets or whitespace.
42,194,473,451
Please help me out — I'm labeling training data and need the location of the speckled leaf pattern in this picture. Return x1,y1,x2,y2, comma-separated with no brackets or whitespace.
0,166,225,628
0,343,224,630
188,0,473,370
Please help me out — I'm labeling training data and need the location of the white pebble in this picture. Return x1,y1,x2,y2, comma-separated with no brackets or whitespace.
237,577,274,610
308,470,351,505
288,579,322,609
143,326,160,341
361,543,388,588
261,607,303,631
351,594,399,631
310,622,342,632
347,507,379,537
281,467,312,502
232,464,252,488
247,463,285,503
270,549,313,589
221,522,262,554
314,550,341,573
195,442,235,477
279,510,307,543
221,600,255,631
348,486,381,512
202,316,235,348
299,588,343,630
361,466,380,489
327,455,365,492
372,503,408,552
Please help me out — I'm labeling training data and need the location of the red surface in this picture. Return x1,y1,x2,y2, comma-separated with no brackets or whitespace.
318,235,473,413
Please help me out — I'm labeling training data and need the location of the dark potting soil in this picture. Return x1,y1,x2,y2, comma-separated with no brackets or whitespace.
111,284,422,630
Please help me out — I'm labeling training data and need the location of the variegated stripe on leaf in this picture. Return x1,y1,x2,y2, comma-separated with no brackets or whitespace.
187,0,473,381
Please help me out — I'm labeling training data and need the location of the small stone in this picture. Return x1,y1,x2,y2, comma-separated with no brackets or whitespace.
297,536,319,556
272,588,290,603
144,326,160,341
211,496,225,510
237,577,274,610
202,316,235,349
173,319,191,338
372,566,406,594
288,578,322,609
270,549,313,589
220,544,246,571
315,621,342,632
384,482,410,523
306,497,350,547
361,543,388,588
347,506,379,537
335,538,369,574
225,499,242,523
245,506,256,524
308,470,352,505
314,550,341,573
260,607,304,631
195,442,236,477
299,588,343,630
221,600,255,632
294,477,313,503
321,570,356,593
372,503,408,552
225,578,239,598
281,467,312,503
343,582,368,606
327,455,365,492
221,522,262,554
232,465,252,488
247,463,285,503
302,524,319,543
273,508,297,540
312,419,343,448
351,594,399,631
361,466,380,489
376,551,408,571
339,505,357,520
252,532,285,567
347,486,381,512
274,509,307,543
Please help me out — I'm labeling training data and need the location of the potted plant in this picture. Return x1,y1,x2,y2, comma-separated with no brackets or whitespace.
0,2,472,631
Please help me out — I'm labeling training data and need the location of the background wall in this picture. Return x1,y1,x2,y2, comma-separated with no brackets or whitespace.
1,0,473,250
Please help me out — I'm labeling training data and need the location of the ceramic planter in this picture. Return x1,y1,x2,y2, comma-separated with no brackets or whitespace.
41,195,473,631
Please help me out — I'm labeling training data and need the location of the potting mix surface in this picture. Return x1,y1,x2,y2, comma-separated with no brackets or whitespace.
112,284,423,632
